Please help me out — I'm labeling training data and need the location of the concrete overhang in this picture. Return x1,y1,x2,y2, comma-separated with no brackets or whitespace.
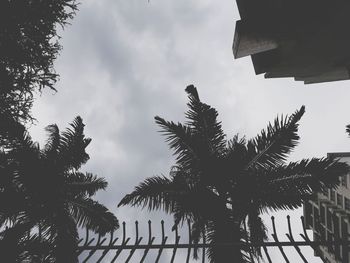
233,0,350,84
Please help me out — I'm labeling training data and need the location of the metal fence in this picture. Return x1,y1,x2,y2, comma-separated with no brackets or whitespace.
77,215,349,262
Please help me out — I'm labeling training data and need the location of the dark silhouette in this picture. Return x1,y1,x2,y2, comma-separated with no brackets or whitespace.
346,124,350,137
0,117,119,262
0,0,78,123
233,0,350,84
0,1,119,262
119,85,348,262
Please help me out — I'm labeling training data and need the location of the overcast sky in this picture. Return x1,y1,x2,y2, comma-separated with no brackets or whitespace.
29,0,350,262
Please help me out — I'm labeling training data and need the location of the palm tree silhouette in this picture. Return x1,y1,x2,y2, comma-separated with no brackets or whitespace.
0,117,119,262
119,85,348,262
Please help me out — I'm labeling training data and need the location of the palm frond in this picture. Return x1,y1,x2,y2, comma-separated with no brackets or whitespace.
155,117,200,169
0,115,25,150
227,135,246,151
184,85,226,155
0,190,28,226
0,220,37,262
9,137,45,199
247,210,267,259
270,157,347,188
226,135,249,172
69,197,119,235
43,124,60,158
171,185,227,229
48,211,79,263
118,176,179,213
59,116,91,170
65,172,107,197
256,158,349,211
15,234,52,263
10,125,38,154
190,219,206,260
246,106,305,170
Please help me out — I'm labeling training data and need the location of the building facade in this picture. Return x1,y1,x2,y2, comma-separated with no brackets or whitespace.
304,152,350,263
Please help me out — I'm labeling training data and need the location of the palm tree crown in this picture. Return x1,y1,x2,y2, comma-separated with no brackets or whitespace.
119,85,348,262
0,117,119,262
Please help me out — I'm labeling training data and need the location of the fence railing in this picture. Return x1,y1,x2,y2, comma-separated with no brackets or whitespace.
77,215,350,262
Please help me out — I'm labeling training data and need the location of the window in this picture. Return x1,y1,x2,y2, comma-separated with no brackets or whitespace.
327,231,334,253
314,207,320,232
322,188,329,197
327,209,333,230
337,193,343,207
320,206,325,224
331,190,336,202
345,197,350,211
333,216,341,259
305,202,313,228
320,225,326,240
341,174,348,188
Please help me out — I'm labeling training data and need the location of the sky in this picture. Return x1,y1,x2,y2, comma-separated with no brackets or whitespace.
29,0,350,262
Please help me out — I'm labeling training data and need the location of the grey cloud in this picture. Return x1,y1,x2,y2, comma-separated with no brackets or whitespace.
29,0,350,262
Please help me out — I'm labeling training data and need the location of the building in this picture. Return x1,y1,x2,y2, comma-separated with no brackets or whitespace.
304,152,350,263
233,0,350,84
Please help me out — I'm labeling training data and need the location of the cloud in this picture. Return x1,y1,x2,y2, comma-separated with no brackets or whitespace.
29,0,350,261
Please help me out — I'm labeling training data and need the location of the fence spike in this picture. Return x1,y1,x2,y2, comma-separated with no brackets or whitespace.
148,220,152,241
262,246,272,263
202,229,206,263
170,224,181,263
135,221,139,240
162,220,165,239
76,215,350,262
82,233,107,263
140,220,155,263
155,220,168,263
109,231,114,245
142,220,155,260
125,221,143,263
77,229,95,256
244,220,255,262
186,219,192,263
122,221,126,243
77,237,95,256
96,231,119,263
110,222,131,263
84,228,90,246
271,216,290,263
285,215,308,263
299,216,316,251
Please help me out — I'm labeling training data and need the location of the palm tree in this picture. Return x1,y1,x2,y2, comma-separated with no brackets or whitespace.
119,85,348,262
0,117,119,262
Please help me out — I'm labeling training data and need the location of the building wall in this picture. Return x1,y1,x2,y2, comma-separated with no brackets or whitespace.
304,153,350,263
